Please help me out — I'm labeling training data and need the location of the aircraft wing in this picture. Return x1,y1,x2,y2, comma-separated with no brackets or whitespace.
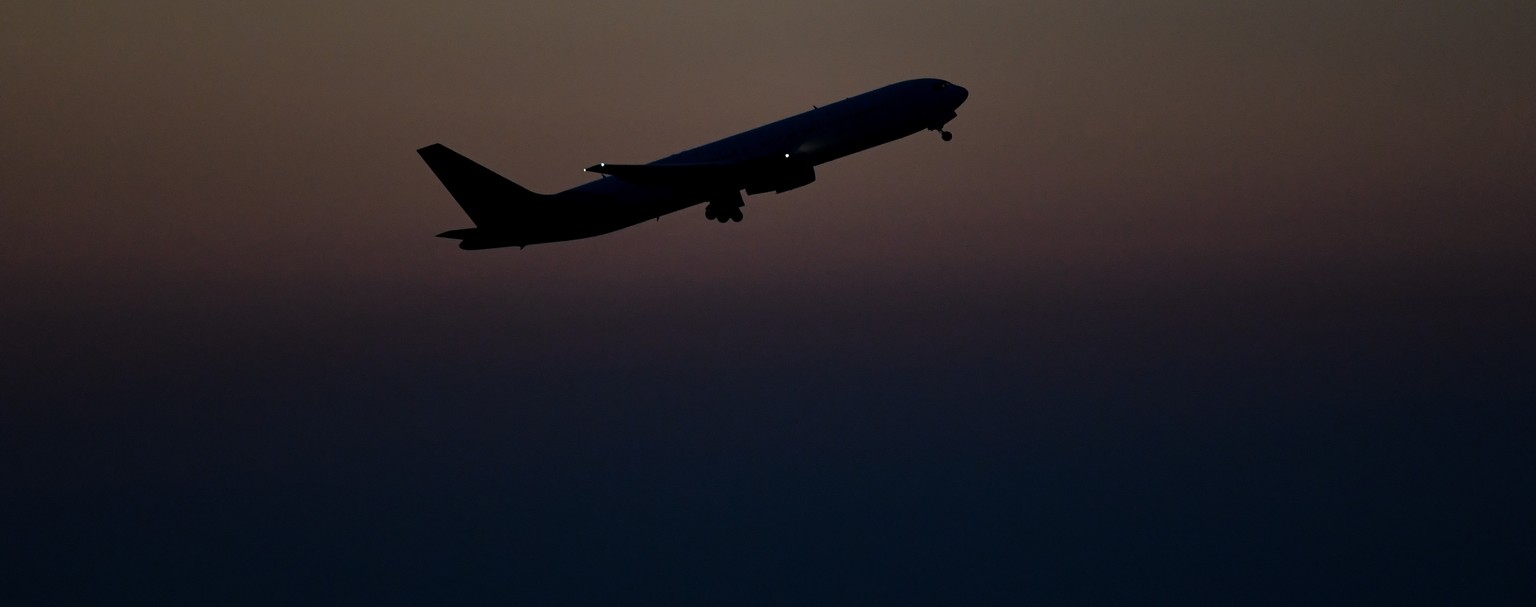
585,157,814,195
584,162,751,187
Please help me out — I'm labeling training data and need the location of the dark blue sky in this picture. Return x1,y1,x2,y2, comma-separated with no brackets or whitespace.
3,2,1534,604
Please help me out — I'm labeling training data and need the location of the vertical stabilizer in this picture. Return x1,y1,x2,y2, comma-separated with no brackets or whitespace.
416,144,544,227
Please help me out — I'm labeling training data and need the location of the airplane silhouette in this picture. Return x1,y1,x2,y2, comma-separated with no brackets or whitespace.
418,78,969,249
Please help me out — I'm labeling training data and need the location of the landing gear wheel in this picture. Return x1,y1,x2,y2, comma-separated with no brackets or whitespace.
940,130,953,142
704,206,717,220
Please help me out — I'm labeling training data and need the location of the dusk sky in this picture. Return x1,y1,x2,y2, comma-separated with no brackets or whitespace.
4,2,1534,603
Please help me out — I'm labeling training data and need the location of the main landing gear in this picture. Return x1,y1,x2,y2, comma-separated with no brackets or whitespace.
704,192,745,223
940,129,953,142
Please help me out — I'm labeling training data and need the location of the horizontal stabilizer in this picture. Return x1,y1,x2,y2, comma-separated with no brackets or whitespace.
436,228,480,240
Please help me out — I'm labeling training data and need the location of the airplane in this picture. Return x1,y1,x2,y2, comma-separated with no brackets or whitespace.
417,78,969,249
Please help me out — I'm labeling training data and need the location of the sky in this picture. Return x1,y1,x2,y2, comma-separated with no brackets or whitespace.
3,1,1534,604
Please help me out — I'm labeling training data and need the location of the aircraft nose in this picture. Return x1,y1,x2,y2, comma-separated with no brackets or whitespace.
951,85,969,107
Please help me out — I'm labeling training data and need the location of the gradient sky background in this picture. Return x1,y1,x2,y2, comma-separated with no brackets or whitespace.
3,1,1534,604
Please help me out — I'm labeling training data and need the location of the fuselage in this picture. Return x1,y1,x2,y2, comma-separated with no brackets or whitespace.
661,78,967,167
419,78,968,248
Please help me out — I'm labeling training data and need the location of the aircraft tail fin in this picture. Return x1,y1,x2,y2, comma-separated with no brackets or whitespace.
417,143,544,227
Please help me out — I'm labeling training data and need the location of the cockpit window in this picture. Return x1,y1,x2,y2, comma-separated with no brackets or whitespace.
933,82,949,90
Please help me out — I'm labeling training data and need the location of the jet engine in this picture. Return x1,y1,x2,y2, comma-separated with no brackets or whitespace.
744,163,815,195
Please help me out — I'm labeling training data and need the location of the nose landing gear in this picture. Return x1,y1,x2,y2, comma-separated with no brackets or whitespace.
940,130,953,142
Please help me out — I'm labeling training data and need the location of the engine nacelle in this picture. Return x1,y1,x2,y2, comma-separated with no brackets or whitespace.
744,163,815,195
